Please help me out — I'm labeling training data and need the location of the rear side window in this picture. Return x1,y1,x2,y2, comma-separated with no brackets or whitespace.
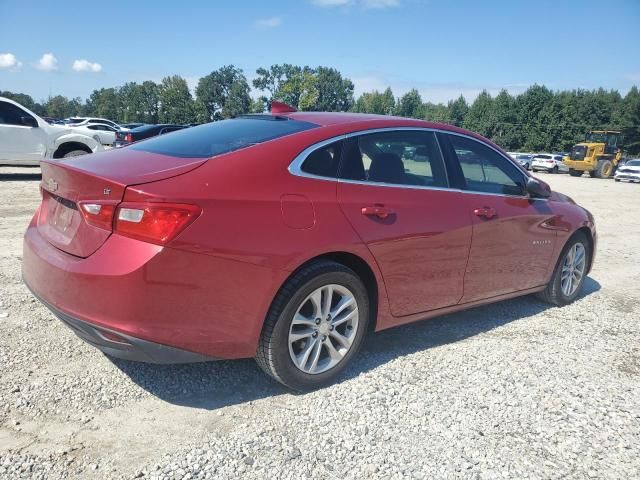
301,140,343,178
131,117,318,158
447,134,526,196
340,130,448,188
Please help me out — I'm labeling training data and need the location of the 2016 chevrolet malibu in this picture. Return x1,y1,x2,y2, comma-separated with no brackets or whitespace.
22,104,596,390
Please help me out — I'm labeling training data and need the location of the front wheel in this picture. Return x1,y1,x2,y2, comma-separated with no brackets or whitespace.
63,149,89,158
595,159,613,179
538,232,589,306
552,166,559,174
256,260,369,391
569,169,582,177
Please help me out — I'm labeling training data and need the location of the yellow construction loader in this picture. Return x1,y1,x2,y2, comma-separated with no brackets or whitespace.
564,130,624,178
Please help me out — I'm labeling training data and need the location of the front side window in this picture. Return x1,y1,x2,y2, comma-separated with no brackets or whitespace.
0,101,32,126
301,140,343,178
447,134,526,196
340,130,448,188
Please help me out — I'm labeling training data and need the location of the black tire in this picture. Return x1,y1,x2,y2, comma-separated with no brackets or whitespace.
569,169,582,177
63,149,89,158
594,159,613,179
588,170,597,178
256,260,370,391
537,231,590,306
552,166,559,174
615,178,620,182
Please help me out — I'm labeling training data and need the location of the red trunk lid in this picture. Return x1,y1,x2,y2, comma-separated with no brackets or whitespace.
38,149,206,257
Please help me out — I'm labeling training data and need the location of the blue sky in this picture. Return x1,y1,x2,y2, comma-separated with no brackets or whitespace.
1,0,639,104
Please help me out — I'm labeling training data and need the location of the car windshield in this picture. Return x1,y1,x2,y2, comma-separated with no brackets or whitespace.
130,117,318,158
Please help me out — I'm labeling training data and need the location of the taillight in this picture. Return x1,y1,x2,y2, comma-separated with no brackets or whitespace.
78,201,117,230
114,203,201,245
125,133,133,143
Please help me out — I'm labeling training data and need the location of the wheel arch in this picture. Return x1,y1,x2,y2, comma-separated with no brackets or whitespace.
52,141,93,158
269,251,380,332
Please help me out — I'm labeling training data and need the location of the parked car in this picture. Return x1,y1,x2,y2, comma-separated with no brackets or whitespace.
531,154,569,173
113,124,188,147
514,154,534,170
64,117,123,130
72,123,119,146
0,96,104,165
614,159,640,183
22,109,596,390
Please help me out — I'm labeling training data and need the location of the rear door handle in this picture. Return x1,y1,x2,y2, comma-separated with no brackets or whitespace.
473,207,497,219
362,205,394,219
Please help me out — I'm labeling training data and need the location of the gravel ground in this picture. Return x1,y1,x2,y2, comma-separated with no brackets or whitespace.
1,165,639,479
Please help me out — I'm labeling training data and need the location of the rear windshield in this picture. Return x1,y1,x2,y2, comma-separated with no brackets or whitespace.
536,155,552,159
130,117,318,158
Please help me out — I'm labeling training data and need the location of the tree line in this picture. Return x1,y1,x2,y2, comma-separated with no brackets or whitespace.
2,63,639,154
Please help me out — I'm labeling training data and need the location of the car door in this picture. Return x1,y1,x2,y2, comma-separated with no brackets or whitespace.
0,100,47,163
335,129,472,317
438,133,558,303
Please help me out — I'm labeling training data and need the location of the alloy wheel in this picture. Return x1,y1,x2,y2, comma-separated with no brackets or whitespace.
288,284,359,374
561,243,586,296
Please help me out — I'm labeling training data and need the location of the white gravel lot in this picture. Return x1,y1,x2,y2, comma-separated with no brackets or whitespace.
0,166,639,479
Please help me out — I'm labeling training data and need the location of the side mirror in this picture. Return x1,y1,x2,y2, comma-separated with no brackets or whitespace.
527,177,551,199
21,116,38,128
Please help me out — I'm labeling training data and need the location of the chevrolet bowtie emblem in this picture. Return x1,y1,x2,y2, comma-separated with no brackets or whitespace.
47,178,58,192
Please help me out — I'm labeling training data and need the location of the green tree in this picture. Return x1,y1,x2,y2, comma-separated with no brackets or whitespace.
45,95,83,119
85,88,121,121
196,65,251,121
447,95,468,126
395,89,423,118
352,88,395,115
617,86,640,155
463,90,495,139
313,67,354,111
492,90,519,150
158,76,194,124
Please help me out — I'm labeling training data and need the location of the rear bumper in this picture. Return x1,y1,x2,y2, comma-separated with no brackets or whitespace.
22,215,280,361
26,282,212,363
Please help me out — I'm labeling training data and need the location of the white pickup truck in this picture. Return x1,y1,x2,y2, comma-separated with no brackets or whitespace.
0,97,104,166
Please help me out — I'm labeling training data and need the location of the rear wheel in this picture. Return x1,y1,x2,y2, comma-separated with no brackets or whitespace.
256,260,369,391
569,169,582,177
594,159,613,179
537,232,589,306
552,166,559,174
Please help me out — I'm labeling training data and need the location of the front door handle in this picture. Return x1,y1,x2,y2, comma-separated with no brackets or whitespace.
473,206,497,219
362,205,394,219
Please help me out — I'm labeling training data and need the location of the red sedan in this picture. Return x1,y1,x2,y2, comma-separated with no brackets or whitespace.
22,105,596,390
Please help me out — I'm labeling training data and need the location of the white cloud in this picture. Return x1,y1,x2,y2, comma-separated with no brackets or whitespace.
0,53,22,71
312,0,399,8
255,16,282,29
72,59,102,73
36,52,58,71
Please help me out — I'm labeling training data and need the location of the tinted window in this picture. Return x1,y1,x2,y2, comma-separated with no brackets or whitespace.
448,134,525,196
0,101,32,126
340,130,447,187
553,155,563,161
536,155,552,159
301,140,343,178
131,118,318,158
